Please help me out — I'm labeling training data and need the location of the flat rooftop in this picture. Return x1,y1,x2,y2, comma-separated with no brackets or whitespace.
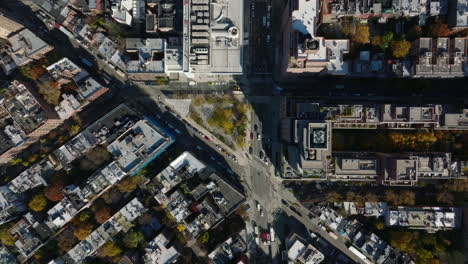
107,118,173,174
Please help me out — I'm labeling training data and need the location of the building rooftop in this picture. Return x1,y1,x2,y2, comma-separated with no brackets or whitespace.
154,151,206,193
386,207,459,231
0,81,48,134
455,0,468,28
143,233,180,264
8,159,53,193
107,118,173,174
207,234,247,264
0,186,26,225
46,161,126,230
334,152,379,179
6,28,52,66
287,233,325,264
59,198,145,264
125,38,165,73
186,0,243,74
52,131,96,166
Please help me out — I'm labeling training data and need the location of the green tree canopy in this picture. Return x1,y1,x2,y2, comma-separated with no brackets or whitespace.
122,231,145,248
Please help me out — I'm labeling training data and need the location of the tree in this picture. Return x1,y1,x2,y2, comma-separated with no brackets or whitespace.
435,190,454,205
200,232,209,244
0,224,16,246
381,32,394,46
102,188,122,204
385,190,399,206
371,36,383,48
352,25,370,44
100,241,122,257
95,207,112,224
375,222,385,230
30,64,47,80
56,229,77,252
69,124,81,136
38,81,61,105
325,191,342,203
398,190,416,206
389,231,418,252
122,231,144,248
155,77,169,86
79,146,111,170
44,182,64,202
117,175,141,193
345,191,356,201
390,40,411,58
73,222,94,240
208,107,234,134
365,193,379,202
28,194,47,212
428,21,450,37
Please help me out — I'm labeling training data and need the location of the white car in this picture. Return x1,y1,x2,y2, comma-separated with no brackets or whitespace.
270,227,275,242
257,202,261,212
260,209,264,217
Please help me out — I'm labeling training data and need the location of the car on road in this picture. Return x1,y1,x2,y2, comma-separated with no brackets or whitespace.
204,135,210,141
254,124,258,131
257,133,261,140
259,150,265,159
270,227,275,242
256,202,261,212
249,146,253,154
254,225,259,236
250,132,254,140
260,209,264,217
289,206,302,217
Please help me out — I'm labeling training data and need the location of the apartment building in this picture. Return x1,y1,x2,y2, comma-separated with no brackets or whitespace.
415,37,467,77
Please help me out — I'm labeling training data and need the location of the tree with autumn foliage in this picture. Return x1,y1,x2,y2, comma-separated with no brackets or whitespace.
99,241,122,257
30,64,47,80
390,40,412,58
73,222,94,240
44,182,64,202
117,174,141,193
352,24,370,44
38,80,61,105
427,20,450,37
94,207,112,224
28,194,47,212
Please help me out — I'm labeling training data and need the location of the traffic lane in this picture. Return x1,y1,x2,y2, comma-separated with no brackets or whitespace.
279,203,367,264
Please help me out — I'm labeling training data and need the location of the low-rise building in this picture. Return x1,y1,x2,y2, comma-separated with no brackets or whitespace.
0,81,62,163
333,152,380,181
207,233,247,264
45,161,126,230
381,153,451,186
143,233,180,264
154,151,206,194
107,118,174,175
150,152,245,238
286,233,325,264
415,37,467,77
0,15,53,75
54,198,146,264
125,38,166,80
284,0,350,76
9,213,53,261
386,206,460,232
